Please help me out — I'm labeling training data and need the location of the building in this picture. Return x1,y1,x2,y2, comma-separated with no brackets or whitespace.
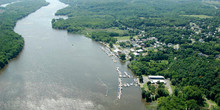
148,75,166,84
113,48,122,56
133,52,140,56
136,49,143,53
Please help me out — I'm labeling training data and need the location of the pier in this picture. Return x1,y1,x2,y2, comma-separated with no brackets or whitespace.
101,46,117,63
116,67,139,99
118,78,122,99
101,46,138,100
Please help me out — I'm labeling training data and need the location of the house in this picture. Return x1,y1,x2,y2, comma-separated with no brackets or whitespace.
113,48,122,55
133,52,140,56
130,48,135,52
136,49,143,53
199,39,204,43
216,54,220,59
167,43,173,47
198,53,208,57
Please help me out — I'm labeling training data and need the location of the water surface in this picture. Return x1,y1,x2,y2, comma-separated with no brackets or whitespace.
0,0,146,109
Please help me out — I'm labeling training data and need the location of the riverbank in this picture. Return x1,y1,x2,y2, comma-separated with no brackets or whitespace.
51,0,220,109
0,0,48,70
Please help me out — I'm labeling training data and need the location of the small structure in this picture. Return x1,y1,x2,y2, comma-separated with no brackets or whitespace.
167,43,173,47
136,49,143,53
130,48,135,52
148,75,166,84
198,53,208,57
133,52,140,56
113,48,122,55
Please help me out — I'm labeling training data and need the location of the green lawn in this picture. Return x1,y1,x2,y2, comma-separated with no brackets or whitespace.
114,36,130,40
181,15,213,19
105,28,126,35
171,85,176,93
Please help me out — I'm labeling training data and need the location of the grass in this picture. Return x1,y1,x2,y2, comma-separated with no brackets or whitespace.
171,85,176,93
181,15,213,19
204,98,218,109
161,60,168,64
114,36,130,40
105,28,127,35
139,17,145,19
143,83,149,91
83,27,129,39
145,101,157,110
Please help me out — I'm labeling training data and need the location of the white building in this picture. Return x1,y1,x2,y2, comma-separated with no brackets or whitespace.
133,52,140,56
148,75,166,84
136,49,143,53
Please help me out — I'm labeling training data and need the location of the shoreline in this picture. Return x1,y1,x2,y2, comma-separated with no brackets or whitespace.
0,1,49,70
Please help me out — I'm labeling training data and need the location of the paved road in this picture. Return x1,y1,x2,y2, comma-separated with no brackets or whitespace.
165,79,173,95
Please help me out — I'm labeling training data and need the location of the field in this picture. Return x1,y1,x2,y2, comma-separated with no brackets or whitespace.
181,15,213,19
114,36,130,41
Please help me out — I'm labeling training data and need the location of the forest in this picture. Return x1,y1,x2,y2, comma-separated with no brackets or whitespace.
53,0,220,109
0,0,48,69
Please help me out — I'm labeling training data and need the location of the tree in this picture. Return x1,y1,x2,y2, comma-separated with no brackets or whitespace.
119,42,126,48
129,52,134,61
216,96,220,106
119,53,126,60
183,86,204,106
174,88,179,96
109,42,113,48
139,75,143,83
141,89,146,98
147,81,151,85
186,99,199,110
157,88,169,97
157,96,186,110
145,91,151,102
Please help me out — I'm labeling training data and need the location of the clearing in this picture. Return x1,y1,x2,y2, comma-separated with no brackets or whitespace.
181,15,213,19
114,36,130,41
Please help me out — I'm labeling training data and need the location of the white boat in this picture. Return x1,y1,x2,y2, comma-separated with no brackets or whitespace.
127,83,130,86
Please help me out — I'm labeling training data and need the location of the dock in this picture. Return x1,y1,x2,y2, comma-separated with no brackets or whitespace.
101,46,117,63
118,78,122,99
116,67,139,99
101,46,138,100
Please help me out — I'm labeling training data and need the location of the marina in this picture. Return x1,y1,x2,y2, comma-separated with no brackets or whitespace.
101,46,139,99
116,67,139,99
101,46,118,63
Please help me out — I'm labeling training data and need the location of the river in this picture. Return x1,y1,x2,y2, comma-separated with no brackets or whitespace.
0,0,146,109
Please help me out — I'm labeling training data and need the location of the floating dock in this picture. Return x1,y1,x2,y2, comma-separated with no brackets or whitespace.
118,78,122,99
101,47,139,100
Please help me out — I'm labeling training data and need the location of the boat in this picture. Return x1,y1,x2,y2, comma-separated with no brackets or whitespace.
127,83,130,87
